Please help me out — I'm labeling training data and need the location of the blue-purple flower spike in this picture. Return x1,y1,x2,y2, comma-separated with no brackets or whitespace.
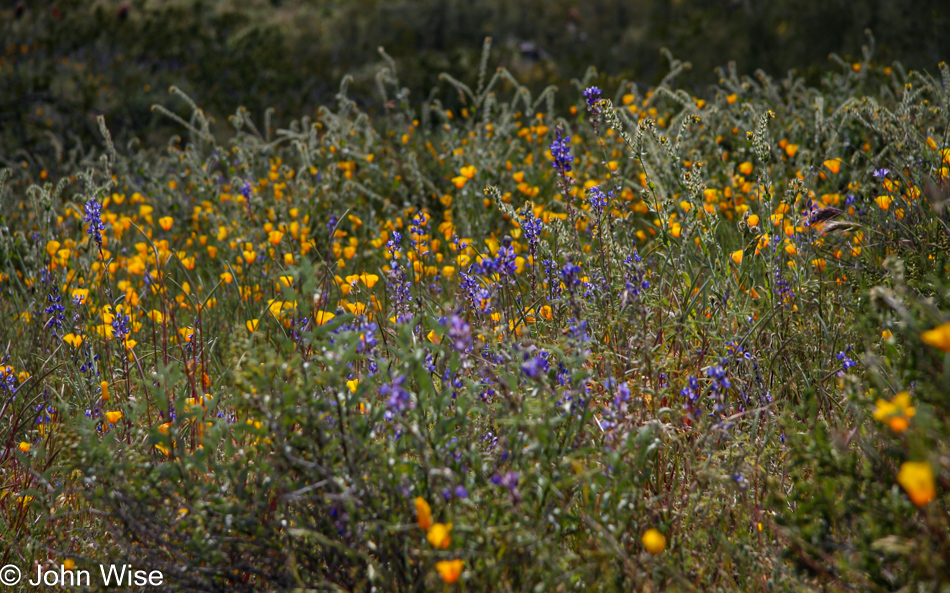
84,198,106,248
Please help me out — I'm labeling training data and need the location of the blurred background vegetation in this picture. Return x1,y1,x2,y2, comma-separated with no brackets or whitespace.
2,0,949,168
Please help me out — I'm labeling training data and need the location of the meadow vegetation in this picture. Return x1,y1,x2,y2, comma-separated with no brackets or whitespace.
2,26,950,592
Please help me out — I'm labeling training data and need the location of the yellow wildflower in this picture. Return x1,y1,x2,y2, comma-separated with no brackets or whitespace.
415,497,432,530
872,392,915,433
63,333,83,348
315,311,335,325
897,461,936,506
921,323,950,351
436,560,464,584
642,528,666,555
427,522,452,549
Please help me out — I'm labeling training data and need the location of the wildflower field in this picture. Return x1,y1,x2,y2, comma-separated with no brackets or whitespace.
3,27,950,591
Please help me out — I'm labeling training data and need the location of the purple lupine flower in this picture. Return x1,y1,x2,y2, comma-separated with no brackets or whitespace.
706,363,731,391
380,374,413,417
409,213,427,251
704,361,733,418
560,261,583,288
587,185,609,217
521,357,542,378
473,287,493,314
447,314,473,353
550,126,573,174
567,318,589,343
84,198,106,248
614,381,631,408
44,293,66,334
385,231,415,322
111,312,131,342
680,376,701,408
240,180,253,199
357,321,379,353
621,251,650,302
521,350,549,379
386,230,403,255
470,238,517,281
491,471,519,491
0,365,17,396
583,86,604,124
583,86,602,108
772,267,795,304
836,348,857,371
521,207,544,248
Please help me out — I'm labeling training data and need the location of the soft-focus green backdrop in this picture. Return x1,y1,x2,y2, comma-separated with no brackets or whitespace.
2,0,948,164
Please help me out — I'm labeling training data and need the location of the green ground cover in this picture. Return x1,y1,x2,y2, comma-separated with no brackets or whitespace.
2,12,950,592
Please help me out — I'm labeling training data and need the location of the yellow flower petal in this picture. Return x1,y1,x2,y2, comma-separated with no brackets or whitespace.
642,528,666,555
63,333,84,348
921,323,950,351
897,461,936,506
823,159,842,174
315,311,336,325
415,497,432,530
426,522,452,549
436,559,464,584
359,272,379,288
